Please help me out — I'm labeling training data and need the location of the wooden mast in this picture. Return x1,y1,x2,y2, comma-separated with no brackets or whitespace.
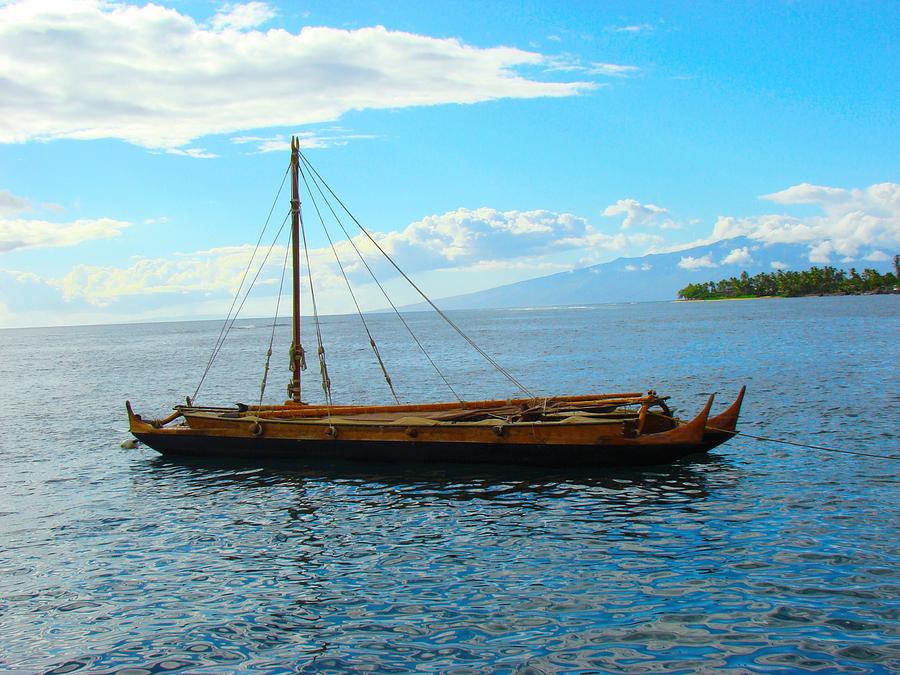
288,136,303,402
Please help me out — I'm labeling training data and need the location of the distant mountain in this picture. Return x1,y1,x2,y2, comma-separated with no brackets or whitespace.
407,237,895,310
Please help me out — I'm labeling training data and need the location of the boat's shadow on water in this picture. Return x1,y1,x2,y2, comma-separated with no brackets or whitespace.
137,451,741,505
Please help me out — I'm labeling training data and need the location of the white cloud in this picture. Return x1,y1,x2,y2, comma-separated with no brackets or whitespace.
762,183,852,206
545,54,638,78
624,262,652,272
4,269,42,284
446,258,569,275
602,198,668,229
0,0,591,150
0,217,131,253
377,207,651,270
0,189,123,254
232,129,382,153
720,246,753,265
0,189,31,217
808,240,833,263
25,206,659,307
608,24,655,33
566,232,663,266
678,253,718,270
770,261,790,270
211,2,276,31
55,247,278,306
709,182,900,259
864,250,890,262
165,148,219,159
587,62,640,77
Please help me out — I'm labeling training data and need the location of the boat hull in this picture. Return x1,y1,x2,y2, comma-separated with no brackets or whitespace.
127,389,744,468
133,431,710,467
700,385,746,451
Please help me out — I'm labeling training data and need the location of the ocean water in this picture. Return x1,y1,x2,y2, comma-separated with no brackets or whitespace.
0,296,898,673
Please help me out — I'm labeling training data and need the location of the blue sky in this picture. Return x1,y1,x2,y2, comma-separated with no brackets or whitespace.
0,0,897,327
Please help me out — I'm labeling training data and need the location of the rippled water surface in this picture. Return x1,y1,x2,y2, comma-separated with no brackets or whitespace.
1,297,898,672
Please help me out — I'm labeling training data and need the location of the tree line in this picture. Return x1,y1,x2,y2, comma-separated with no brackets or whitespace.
678,256,899,300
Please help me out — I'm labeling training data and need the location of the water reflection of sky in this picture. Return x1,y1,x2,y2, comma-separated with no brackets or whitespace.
1,297,897,672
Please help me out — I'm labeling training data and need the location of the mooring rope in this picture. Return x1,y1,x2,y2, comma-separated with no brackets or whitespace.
727,428,898,461
634,403,900,461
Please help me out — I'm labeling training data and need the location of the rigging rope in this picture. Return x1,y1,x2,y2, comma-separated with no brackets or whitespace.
298,151,532,398
193,164,290,401
298,165,400,405
299,154,462,402
194,210,291,401
258,226,293,407
296,193,333,407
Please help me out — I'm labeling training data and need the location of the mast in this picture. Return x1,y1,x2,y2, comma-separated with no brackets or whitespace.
288,136,303,402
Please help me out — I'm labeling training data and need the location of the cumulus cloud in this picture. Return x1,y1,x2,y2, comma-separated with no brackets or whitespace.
864,250,890,262
30,206,657,306
678,253,718,270
211,1,276,31
0,0,591,150
359,207,659,276
808,240,833,264
770,261,790,270
0,189,125,254
602,198,669,229
0,189,31,217
0,216,131,253
710,182,900,259
55,246,281,306
720,246,753,265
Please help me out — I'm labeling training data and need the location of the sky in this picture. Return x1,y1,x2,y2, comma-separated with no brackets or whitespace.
0,0,897,328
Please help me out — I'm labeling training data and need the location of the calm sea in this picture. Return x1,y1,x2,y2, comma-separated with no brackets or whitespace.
0,296,897,673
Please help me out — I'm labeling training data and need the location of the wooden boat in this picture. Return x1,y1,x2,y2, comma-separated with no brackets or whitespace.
127,138,744,467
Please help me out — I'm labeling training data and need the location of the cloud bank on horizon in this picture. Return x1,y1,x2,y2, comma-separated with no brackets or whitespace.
2,179,897,325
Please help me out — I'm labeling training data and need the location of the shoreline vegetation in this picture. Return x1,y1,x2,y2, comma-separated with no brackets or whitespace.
678,256,899,301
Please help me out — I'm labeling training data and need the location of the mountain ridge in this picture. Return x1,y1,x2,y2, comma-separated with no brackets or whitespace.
404,237,895,311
